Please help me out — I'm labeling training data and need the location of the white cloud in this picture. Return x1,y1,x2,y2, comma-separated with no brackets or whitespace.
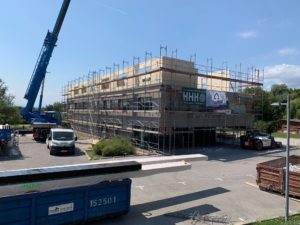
237,31,257,39
277,48,300,56
264,64,300,89
101,4,128,15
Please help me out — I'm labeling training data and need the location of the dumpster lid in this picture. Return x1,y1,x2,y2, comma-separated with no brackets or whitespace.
0,161,141,185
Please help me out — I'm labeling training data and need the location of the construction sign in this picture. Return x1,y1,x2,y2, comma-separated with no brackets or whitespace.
206,90,227,108
182,88,206,106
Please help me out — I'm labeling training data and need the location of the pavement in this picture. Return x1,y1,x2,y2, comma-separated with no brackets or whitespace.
0,135,90,170
1,135,300,224
92,145,300,225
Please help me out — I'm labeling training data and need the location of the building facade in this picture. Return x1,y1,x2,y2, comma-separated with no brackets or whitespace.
64,56,263,153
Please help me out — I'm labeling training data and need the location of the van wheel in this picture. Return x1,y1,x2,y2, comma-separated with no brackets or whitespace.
70,147,75,155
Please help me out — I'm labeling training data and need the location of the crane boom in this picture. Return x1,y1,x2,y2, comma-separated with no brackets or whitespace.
53,0,71,38
21,0,71,124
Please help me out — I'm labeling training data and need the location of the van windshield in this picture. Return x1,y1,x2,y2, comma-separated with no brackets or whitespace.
53,132,73,141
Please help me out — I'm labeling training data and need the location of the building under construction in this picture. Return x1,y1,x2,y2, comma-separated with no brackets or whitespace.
63,51,263,153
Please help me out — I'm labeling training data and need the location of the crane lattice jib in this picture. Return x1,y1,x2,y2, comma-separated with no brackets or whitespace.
21,0,71,121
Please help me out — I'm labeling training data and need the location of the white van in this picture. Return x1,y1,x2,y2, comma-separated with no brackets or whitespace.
46,128,77,155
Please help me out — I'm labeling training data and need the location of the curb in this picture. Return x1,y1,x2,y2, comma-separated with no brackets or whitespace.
84,150,92,160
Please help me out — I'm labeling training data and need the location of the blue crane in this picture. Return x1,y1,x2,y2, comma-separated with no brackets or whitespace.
21,0,71,125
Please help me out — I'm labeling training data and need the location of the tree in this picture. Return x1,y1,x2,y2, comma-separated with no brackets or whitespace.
270,84,289,103
290,88,300,99
242,86,278,121
44,102,64,112
0,78,14,106
290,98,300,119
0,79,23,124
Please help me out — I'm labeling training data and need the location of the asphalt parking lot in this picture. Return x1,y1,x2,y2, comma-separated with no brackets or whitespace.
0,134,90,170
1,135,300,224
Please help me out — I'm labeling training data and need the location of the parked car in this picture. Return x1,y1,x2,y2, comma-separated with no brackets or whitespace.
240,130,279,150
46,128,77,155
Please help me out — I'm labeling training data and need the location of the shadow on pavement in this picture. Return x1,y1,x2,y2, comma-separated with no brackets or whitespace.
49,148,86,157
0,144,23,161
173,144,289,163
89,187,229,225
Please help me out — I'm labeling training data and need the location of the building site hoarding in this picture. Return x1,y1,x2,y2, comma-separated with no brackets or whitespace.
206,90,227,108
182,88,227,109
182,87,206,106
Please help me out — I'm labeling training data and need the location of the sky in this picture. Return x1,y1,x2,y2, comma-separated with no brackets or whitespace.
0,0,299,106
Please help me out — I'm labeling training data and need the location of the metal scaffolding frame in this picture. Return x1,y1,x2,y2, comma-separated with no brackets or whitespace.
62,47,264,154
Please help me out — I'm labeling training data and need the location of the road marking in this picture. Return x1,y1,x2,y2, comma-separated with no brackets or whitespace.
239,218,245,222
215,178,223,181
246,174,255,178
142,212,152,217
178,181,186,185
245,182,259,188
135,185,144,190
290,197,300,203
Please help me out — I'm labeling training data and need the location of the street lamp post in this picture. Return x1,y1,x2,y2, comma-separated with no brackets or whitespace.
285,94,290,222
271,94,290,222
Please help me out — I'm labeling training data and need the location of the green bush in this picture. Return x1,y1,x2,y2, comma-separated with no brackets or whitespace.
253,120,278,133
92,138,136,157
92,140,107,155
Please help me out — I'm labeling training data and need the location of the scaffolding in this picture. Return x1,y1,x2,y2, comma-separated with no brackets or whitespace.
62,47,263,154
